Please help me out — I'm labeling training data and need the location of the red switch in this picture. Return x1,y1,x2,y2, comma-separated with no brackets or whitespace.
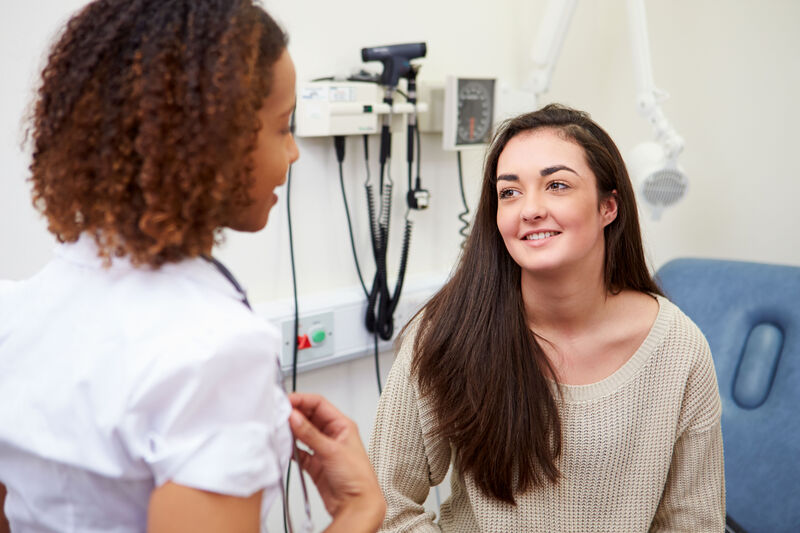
297,335,312,350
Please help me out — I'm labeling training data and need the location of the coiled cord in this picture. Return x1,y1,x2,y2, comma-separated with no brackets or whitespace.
456,151,470,247
390,218,413,314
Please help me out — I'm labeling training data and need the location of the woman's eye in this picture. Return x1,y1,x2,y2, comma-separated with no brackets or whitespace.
547,181,569,191
498,188,519,199
280,116,294,136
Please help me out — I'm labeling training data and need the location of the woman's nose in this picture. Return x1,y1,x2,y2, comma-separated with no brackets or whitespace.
288,134,300,164
520,191,546,222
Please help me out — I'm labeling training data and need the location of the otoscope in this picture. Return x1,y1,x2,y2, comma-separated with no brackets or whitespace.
360,42,426,340
361,42,427,87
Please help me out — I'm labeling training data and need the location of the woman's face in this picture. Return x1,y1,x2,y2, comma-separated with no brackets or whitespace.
229,49,299,232
495,128,617,277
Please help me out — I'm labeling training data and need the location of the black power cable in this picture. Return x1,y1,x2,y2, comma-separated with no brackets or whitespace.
283,114,299,533
335,136,369,299
335,135,383,394
288,108,300,392
288,169,300,393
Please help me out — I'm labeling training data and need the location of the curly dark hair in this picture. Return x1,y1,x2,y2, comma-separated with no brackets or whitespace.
27,0,287,267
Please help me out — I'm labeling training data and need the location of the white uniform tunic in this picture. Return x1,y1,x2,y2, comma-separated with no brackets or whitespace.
0,235,292,532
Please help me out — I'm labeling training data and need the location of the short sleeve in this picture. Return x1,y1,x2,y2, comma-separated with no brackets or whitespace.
120,322,292,497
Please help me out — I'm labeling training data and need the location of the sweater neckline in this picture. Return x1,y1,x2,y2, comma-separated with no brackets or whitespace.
555,294,673,403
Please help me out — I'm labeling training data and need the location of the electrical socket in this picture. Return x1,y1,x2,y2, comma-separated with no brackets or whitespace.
256,274,446,375
280,311,334,368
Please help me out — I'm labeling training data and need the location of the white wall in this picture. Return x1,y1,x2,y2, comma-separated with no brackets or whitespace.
521,0,800,268
2,1,800,530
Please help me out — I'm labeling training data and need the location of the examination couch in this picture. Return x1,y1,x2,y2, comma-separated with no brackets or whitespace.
656,258,800,533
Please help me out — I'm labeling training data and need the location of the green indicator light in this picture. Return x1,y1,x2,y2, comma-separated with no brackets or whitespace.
311,330,326,344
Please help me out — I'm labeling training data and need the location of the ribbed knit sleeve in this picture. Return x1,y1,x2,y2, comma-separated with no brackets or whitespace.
369,324,450,532
650,320,725,532
650,424,725,532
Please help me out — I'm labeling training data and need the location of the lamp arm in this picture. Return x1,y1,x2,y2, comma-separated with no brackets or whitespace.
627,0,684,162
525,0,579,106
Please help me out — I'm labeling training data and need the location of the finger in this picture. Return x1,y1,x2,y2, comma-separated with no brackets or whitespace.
294,448,314,475
289,409,334,456
288,392,323,410
288,393,346,428
294,447,311,467
294,448,323,482
288,393,355,439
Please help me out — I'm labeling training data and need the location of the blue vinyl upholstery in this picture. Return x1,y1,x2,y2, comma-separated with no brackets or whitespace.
656,258,800,533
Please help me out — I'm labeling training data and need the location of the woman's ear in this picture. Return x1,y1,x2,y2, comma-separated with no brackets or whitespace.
601,189,619,227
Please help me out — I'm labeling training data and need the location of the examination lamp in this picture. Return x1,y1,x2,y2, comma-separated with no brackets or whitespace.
625,0,687,220
525,0,687,219
627,141,687,221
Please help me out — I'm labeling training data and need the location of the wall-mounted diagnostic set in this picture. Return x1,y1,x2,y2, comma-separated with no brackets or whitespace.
289,45,507,381
287,30,534,389
291,42,431,393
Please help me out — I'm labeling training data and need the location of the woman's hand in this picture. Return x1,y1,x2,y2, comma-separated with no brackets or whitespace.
288,393,386,533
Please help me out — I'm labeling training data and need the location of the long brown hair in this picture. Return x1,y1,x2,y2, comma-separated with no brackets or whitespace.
409,104,662,504
27,0,287,267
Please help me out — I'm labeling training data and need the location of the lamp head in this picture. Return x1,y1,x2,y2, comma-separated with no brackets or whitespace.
627,141,688,220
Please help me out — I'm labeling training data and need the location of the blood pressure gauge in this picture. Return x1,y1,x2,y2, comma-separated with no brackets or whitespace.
443,76,496,151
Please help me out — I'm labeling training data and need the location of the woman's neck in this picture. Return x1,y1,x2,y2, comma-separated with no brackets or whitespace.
521,264,609,339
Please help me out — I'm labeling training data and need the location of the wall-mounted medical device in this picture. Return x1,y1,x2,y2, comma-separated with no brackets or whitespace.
442,76,497,151
289,42,430,395
525,0,687,219
357,42,428,344
294,81,428,138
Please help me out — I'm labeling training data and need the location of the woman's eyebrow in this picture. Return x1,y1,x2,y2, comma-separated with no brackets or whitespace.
497,165,579,182
541,165,577,177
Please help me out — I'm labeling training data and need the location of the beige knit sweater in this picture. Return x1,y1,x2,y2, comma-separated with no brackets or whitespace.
369,295,725,532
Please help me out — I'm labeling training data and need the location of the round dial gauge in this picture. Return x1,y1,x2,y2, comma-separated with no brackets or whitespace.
456,80,494,145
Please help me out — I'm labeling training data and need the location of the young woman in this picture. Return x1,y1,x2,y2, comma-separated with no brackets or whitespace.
0,1,383,532
369,105,725,532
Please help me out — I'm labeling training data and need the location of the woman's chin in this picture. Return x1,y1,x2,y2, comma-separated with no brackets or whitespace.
226,210,271,233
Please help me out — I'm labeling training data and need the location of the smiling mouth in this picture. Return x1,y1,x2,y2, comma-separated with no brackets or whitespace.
523,231,561,241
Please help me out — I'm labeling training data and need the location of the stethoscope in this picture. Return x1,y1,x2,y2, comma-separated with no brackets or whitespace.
203,255,253,309
203,255,313,533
